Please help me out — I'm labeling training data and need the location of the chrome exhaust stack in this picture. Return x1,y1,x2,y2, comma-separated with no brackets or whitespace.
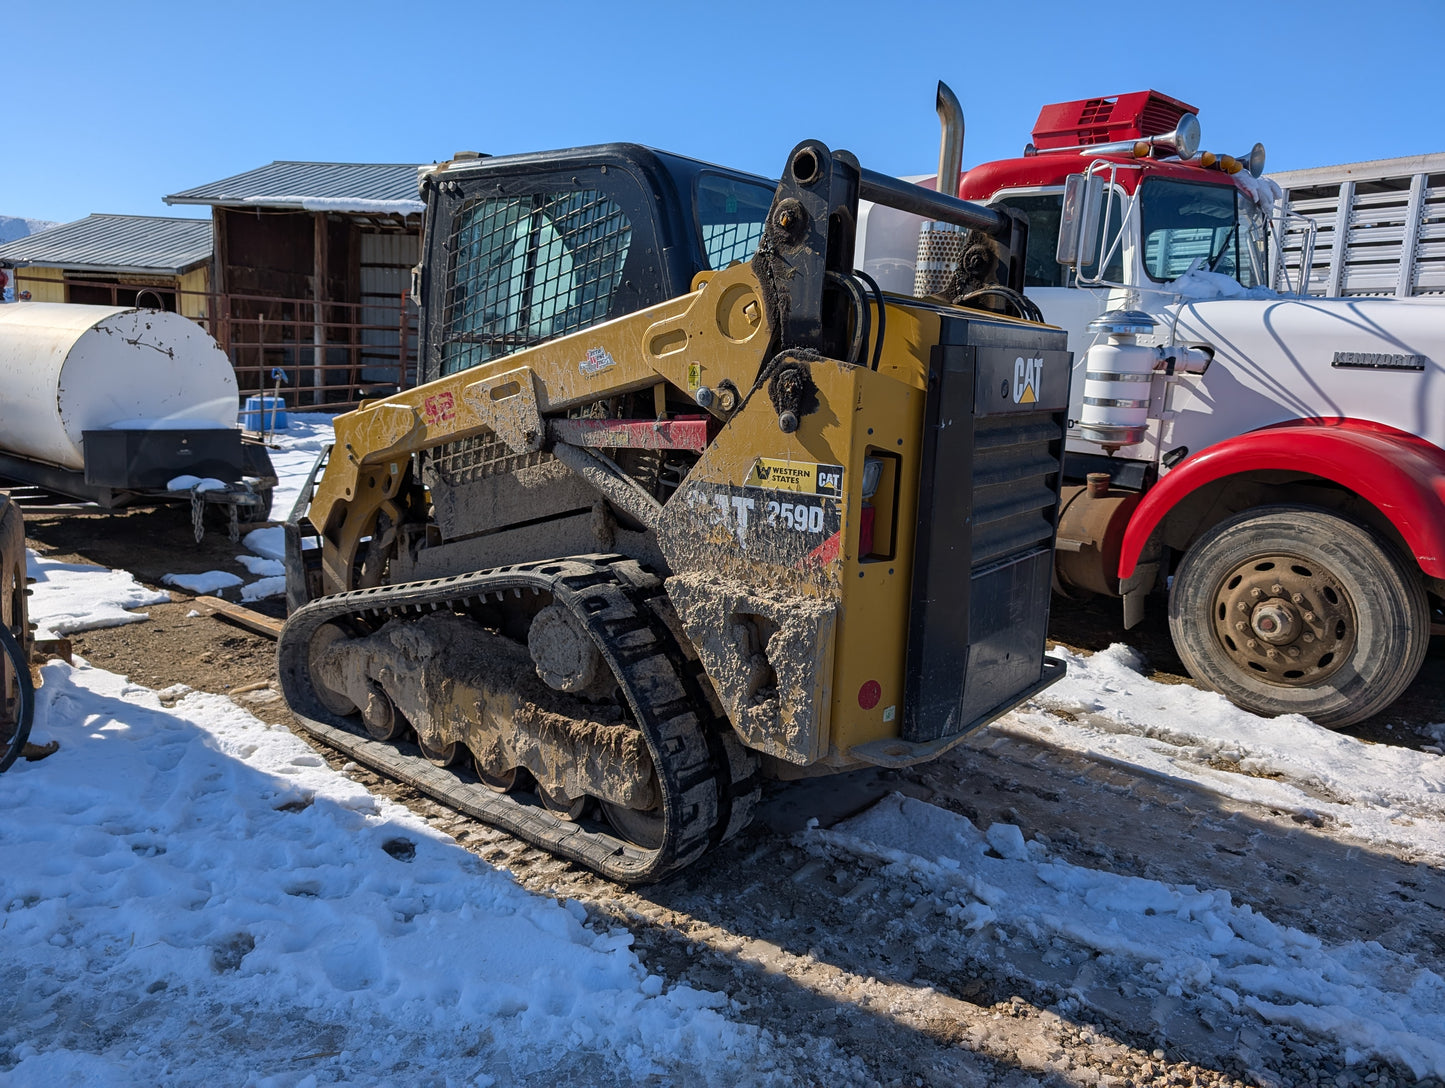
935,81,964,199
911,81,968,297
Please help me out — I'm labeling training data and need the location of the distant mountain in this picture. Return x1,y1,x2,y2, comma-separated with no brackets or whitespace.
0,215,59,245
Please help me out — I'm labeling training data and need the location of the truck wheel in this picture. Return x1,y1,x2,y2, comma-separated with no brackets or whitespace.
0,499,34,773
247,484,275,523
1168,506,1430,729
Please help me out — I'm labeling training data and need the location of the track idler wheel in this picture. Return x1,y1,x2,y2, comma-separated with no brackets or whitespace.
307,623,358,716
307,622,409,742
473,755,529,794
417,734,464,767
599,799,665,850
538,783,588,821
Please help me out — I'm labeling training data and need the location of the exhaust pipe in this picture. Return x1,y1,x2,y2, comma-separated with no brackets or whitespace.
935,81,964,199
907,81,969,297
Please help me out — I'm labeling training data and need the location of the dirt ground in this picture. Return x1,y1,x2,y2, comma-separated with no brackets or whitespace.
23,504,283,696
18,501,1445,1087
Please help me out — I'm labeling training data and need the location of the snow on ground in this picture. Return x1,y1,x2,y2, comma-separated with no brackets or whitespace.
1014,645,1445,864
236,555,285,578
262,419,335,546
8,410,1445,1083
5,454,797,1086
161,570,243,595
162,415,334,597
241,575,288,602
25,555,170,639
818,793,1445,1080
2,659,780,1086
236,556,287,601
257,415,335,551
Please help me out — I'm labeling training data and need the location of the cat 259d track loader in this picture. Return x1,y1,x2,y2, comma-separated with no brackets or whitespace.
278,91,1074,883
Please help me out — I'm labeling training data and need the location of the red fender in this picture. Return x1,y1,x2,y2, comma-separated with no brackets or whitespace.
1119,419,1445,580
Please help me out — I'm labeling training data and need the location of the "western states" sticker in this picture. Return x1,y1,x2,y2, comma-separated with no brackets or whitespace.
746,458,844,496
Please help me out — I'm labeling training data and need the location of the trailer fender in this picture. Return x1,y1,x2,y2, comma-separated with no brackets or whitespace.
1119,420,1445,580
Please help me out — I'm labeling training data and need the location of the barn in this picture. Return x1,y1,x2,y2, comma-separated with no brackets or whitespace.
164,161,423,405
0,213,212,319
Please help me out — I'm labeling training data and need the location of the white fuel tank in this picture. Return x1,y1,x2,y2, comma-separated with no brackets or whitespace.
0,303,239,471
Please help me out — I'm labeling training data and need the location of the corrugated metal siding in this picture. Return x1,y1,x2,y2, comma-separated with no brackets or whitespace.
167,162,422,207
0,214,211,275
359,231,418,382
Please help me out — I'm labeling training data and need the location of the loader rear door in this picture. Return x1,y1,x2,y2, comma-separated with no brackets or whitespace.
418,150,692,386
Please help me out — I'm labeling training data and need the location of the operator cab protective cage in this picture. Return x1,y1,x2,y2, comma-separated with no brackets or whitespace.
414,144,780,387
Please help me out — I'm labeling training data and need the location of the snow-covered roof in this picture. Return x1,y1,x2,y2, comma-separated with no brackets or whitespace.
164,161,425,216
0,213,212,275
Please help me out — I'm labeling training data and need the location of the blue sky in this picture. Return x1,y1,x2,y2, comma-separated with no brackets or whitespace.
6,0,1442,224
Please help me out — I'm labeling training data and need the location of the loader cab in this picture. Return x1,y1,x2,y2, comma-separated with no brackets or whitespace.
414,143,776,386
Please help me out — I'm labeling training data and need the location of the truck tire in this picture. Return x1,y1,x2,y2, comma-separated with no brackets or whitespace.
0,497,34,772
245,484,275,524
1168,506,1430,729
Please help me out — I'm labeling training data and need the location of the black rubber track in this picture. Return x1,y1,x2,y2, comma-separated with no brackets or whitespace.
276,554,757,884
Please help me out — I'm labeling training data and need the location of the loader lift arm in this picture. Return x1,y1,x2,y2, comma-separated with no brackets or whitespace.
309,141,1032,598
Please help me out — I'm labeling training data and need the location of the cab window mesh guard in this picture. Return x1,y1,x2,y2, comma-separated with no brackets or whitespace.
441,190,632,375
703,220,765,269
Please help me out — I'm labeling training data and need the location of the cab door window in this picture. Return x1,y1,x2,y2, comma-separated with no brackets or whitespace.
695,174,774,269
440,189,633,375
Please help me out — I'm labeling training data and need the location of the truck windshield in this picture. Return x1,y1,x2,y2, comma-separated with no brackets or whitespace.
1140,178,1268,288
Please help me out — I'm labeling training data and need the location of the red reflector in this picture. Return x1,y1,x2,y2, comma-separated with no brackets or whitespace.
858,680,881,710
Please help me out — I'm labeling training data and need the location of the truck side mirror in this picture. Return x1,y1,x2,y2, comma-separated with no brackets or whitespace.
1056,174,1104,267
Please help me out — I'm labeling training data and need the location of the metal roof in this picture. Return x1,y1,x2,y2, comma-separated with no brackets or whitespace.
1268,151,1445,190
0,214,212,275
164,161,425,214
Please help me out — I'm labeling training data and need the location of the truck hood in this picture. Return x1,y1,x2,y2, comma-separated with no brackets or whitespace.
1168,296,1445,452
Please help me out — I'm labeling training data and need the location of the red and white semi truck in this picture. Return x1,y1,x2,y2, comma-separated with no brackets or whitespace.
859,89,1444,727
